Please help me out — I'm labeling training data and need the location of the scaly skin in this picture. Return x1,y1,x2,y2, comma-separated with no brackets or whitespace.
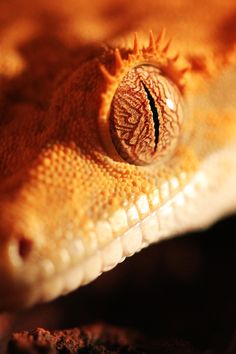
0,0,236,309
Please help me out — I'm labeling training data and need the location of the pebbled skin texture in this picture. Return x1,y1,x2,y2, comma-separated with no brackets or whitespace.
0,0,236,309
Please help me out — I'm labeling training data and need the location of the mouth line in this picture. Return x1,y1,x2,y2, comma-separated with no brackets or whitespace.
0,170,208,310
1,143,236,310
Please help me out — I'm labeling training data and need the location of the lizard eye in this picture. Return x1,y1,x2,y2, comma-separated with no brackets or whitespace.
109,65,184,165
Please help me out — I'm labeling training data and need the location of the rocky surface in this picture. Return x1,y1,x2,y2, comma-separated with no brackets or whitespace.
7,325,199,354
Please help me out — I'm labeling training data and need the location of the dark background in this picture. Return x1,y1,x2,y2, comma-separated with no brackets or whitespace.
1,214,236,353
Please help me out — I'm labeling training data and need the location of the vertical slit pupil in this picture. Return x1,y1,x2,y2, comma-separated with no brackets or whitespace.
142,82,159,147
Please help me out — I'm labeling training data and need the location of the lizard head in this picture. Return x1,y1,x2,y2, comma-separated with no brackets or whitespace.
0,30,236,309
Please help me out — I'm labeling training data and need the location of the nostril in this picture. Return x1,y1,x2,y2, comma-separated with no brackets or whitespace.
17,237,33,260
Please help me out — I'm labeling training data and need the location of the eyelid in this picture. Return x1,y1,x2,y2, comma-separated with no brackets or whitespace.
100,31,190,91
98,31,188,164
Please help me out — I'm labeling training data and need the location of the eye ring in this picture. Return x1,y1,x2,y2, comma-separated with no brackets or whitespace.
98,32,188,166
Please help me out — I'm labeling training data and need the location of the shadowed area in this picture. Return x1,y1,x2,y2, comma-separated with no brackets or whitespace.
0,216,236,353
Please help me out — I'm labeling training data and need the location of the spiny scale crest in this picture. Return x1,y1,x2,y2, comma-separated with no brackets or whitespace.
99,30,190,94
98,30,187,165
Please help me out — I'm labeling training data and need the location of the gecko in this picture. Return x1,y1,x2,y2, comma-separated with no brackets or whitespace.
0,0,236,310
